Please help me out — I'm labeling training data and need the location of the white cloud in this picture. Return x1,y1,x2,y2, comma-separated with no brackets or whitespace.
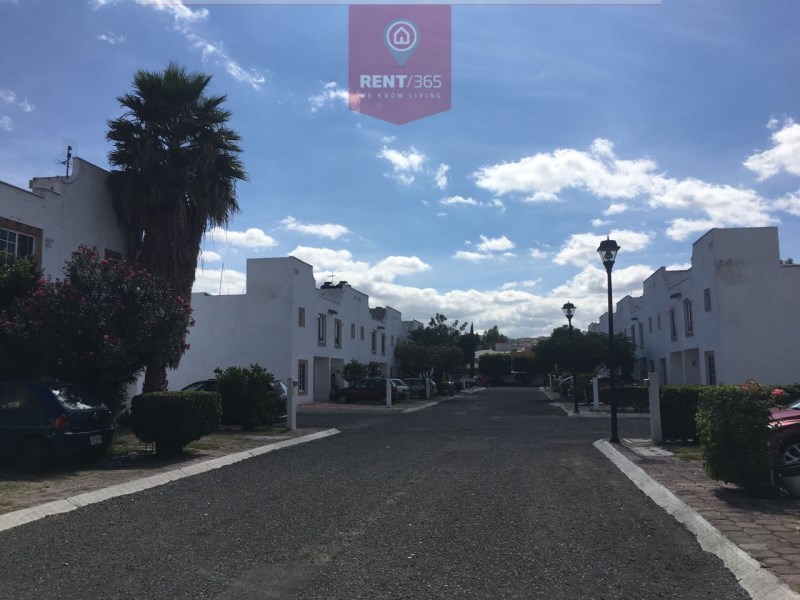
309,81,349,113
281,216,350,240
604,202,628,215
0,90,15,104
187,34,265,90
554,229,652,267
206,226,278,249
666,262,692,271
649,178,775,240
435,163,450,190
477,235,514,253
379,145,426,185
199,250,222,263
773,189,800,216
501,279,541,290
474,138,658,200
744,120,800,180
18,99,34,113
441,195,478,206
97,31,125,45
453,250,492,262
288,246,430,285
135,0,208,25
0,116,11,131
591,218,609,228
529,248,548,259
192,267,247,295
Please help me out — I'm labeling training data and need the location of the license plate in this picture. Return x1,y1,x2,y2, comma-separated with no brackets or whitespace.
89,434,102,446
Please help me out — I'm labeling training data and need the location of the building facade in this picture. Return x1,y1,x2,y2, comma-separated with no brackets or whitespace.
0,158,127,276
168,256,409,403
591,227,800,386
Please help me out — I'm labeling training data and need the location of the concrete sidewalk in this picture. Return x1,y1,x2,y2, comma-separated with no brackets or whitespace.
539,387,800,597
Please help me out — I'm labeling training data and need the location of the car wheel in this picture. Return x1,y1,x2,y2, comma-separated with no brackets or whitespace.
781,439,800,467
337,393,348,404
18,438,52,472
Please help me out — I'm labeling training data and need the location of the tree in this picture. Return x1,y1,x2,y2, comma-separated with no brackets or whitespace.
342,358,366,384
479,353,513,384
0,252,39,311
395,341,434,377
409,313,467,346
533,327,636,379
407,314,468,379
482,325,508,350
0,247,193,414
107,63,247,392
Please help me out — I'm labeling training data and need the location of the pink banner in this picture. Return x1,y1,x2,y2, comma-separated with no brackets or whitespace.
349,5,452,125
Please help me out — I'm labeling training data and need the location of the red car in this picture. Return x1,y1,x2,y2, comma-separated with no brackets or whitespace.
770,400,800,469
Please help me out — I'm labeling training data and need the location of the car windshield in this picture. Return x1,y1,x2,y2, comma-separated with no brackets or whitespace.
790,400,800,410
52,385,106,410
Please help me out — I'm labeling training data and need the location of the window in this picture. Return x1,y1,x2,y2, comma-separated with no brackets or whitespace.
391,335,394,347
648,360,655,373
638,323,644,347
630,325,636,347
648,316,653,333
683,298,693,337
704,288,712,312
669,309,677,341
381,333,386,356
334,319,342,348
298,307,306,327
360,326,365,341
297,360,308,395
0,227,35,262
317,314,326,345
660,357,668,385
371,330,377,354
351,323,356,339
657,313,662,331
705,352,717,385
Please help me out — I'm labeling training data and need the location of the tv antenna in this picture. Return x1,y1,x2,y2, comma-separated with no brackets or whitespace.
56,143,73,177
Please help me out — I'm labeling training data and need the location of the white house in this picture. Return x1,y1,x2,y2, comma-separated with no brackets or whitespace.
591,227,800,386
168,256,409,403
0,158,127,276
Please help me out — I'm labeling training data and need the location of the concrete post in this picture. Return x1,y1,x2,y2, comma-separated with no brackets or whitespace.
647,371,662,443
286,377,297,431
386,376,392,408
592,377,600,410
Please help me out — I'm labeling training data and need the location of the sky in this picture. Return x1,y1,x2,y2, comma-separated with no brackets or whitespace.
1,0,799,338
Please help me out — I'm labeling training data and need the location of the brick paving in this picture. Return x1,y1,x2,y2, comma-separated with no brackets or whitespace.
619,444,800,592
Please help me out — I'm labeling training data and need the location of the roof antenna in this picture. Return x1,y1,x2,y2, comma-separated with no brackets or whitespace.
57,145,73,177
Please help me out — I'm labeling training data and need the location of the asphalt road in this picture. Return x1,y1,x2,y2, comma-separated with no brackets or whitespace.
0,388,748,599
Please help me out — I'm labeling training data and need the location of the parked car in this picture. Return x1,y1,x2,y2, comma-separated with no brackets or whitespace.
770,400,800,469
180,378,287,423
333,378,405,404
0,381,115,471
403,377,438,398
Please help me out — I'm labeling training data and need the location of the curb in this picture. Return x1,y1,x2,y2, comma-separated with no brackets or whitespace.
0,429,340,533
595,440,800,600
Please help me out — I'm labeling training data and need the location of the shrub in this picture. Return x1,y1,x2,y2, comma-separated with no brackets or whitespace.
696,383,774,495
342,359,366,384
660,386,703,442
598,385,648,412
214,364,280,429
130,391,221,456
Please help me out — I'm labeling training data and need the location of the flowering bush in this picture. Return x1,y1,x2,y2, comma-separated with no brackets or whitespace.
771,388,789,405
0,246,193,414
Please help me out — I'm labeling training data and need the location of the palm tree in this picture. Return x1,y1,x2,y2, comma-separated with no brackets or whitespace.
107,63,247,392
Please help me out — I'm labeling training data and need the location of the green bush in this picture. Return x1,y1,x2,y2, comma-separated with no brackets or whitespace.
598,385,648,412
214,364,281,429
130,391,220,456
660,386,703,442
696,383,774,495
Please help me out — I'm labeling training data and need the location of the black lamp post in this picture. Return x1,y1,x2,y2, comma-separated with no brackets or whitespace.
598,237,621,443
561,301,578,414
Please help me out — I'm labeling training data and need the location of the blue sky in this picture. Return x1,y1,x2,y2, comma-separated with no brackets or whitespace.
1,0,799,338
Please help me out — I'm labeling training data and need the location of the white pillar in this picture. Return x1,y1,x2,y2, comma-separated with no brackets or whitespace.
286,377,297,431
592,377,600,410
647,371,662,443
385,376,392,408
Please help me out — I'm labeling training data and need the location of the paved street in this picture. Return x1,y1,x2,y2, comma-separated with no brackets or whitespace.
0,388,749,599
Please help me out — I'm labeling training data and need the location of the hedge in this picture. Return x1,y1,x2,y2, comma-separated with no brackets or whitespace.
130,391,221,456
598,385,648,412
696,384,774,495
659,386,703,442
214,364,281,429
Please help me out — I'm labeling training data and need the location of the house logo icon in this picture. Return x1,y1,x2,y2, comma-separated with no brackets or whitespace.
384,19,419,67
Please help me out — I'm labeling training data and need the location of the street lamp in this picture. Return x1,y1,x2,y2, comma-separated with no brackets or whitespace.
561,301,578,414
598,237,620,443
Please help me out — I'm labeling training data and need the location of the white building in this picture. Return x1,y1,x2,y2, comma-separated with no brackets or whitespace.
591,227,800,386
0,158,127,275
168,256,409,404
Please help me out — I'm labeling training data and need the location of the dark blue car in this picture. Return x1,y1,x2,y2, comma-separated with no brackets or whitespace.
0,381,115,471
